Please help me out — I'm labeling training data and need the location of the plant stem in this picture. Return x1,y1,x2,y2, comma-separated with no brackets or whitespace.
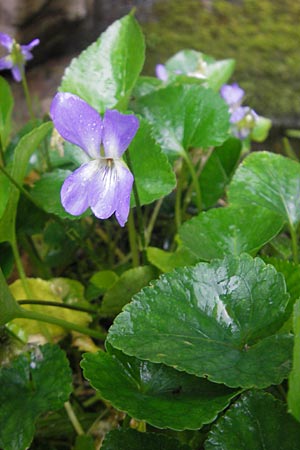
10,235,32,299
21,73,35,120
127,210,139,267
125,150,147,263
181,151,202,212
145,198,164,246
15,307,106,340
289,223,299,264
175,159,186,230
0,165,41,208
17,299,97,314
64,401,85,436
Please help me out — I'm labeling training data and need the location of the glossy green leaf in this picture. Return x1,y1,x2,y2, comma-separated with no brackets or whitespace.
0,344,72,450
165,49,235,90
108,254,292,388
0,122,52,244
60,14,145,113
31,169,90,219
133,84,230,158
0,75,14,150
100,266,157,317
86,270,119,301
179,205,284,261
147,246,198,273
228,151,300,226
82,345,238,430
288,299,300,422
0,268,23,326
129,120,176,206
102,429,191,450
200,137,241,209
205,391,300,450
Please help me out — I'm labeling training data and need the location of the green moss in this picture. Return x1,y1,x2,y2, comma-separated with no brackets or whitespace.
142,0,300,119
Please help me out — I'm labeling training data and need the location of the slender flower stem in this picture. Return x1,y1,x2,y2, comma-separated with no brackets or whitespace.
17,299,97,314
127,210,139,267
125,150,147,263
10,235,32,299
64,401,85,436
145,198,164,246
289,223,299,264
21,72,35,120
181,150,202,212
15,307,106,340
0,164,41,208
175,159,186,230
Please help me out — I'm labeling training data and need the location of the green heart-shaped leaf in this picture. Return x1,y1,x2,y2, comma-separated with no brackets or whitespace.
205,391,300,450
133,84,229,158
228,151,300,226
129,120,176,206
108,254,292,388
101,429,191,450
82,345,238,430
60,14,145,113
0,344,72,450
179,205,284,261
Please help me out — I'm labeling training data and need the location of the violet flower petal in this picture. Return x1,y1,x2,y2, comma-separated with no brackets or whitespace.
0,32,13,51
114,161,134,227
155,64,168,81
102,110,139,158
88,162,118,220
21,39,40,61
11,65,22,82
61,161,99,215
88,160,133,226
50,93,103,159
230,106,248,124
220,83,245,107
0,57,13,70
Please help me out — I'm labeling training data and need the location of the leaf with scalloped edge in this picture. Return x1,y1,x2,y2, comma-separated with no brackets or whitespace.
108,254,292,388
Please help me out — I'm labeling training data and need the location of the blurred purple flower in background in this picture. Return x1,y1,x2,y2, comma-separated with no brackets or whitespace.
50,93,139,226
220,82,257,139
0,32,39,82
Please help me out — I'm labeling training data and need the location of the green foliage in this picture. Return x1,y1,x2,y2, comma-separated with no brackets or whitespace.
108,254,292,388
0,344,72,450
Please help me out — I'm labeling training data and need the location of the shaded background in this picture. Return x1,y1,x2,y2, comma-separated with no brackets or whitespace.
1,0,300,136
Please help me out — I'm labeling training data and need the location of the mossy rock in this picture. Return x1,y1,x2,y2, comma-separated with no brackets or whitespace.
141,0,300,122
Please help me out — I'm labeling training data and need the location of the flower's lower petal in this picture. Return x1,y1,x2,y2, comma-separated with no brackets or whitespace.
0,57,13,70
114,162,134,227
88,163,118,220
88,160,133,226
155,64,168,81
61,161,98,216
50,93,103,159
0,32,13,51
102,110,139,158
230,106,248,124
11,65,22,82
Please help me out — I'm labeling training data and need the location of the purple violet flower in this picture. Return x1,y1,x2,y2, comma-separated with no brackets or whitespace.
0,32,39,82
220,82,257,139
220,83,244,109
155,64,169,81
50,92,139,227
